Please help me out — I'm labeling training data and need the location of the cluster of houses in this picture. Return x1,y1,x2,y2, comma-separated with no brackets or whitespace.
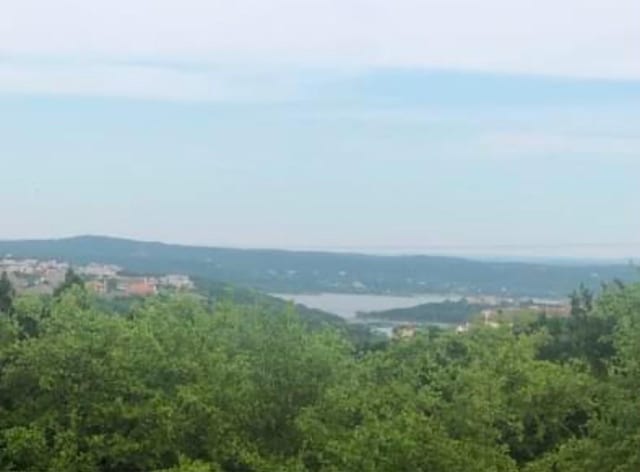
392,302,570,340
0,258,69,295
0,258,69,275
391,314,503,340
1,257,195,297
86,274,194,297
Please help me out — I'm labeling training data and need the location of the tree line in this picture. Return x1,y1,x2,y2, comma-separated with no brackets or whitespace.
1,272,639,471
357,298,490,324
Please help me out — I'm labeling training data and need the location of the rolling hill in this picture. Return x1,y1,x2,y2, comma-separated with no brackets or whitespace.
0,235,636,297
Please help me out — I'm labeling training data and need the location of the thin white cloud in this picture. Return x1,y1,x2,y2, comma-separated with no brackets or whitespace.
0,61,346,102
1,0,639,79
481,132,640,160
0,63,217,101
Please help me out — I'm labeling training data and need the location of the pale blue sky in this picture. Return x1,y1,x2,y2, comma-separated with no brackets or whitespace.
1,1,639,257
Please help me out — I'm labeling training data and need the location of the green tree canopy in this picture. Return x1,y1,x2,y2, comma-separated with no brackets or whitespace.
0,281,639,471
0,271,15,314
53,268,85,298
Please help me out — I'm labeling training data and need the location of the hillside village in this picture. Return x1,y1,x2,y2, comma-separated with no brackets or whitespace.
0,257,194,297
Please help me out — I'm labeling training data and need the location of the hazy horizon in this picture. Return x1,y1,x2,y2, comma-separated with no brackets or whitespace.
1,233,639,262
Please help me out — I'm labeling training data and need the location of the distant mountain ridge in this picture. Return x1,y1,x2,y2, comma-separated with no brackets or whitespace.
0,235,636,297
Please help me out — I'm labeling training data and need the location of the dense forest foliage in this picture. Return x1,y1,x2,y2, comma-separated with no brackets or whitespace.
0,236,636,297
357,299,490,324
1,277,640,471
192,278,345,328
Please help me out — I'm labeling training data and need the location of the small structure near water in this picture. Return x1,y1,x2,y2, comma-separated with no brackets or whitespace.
392,324,417,340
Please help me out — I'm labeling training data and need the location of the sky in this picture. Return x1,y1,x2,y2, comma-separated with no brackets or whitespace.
1,1,639,258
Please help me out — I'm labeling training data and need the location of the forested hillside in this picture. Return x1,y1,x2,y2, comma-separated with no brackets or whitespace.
0,236,636,297
358,298,490,324
1,277,640,471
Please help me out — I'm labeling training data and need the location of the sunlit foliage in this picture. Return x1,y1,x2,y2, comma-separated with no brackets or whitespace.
1,283,639,471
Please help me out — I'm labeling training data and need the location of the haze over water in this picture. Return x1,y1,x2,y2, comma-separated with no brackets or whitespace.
272,293,461,320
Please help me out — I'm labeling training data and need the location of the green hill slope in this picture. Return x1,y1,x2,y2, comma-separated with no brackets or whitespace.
0,235,635,297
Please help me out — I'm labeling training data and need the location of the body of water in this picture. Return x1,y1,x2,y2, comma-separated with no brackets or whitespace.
271,292,461,321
